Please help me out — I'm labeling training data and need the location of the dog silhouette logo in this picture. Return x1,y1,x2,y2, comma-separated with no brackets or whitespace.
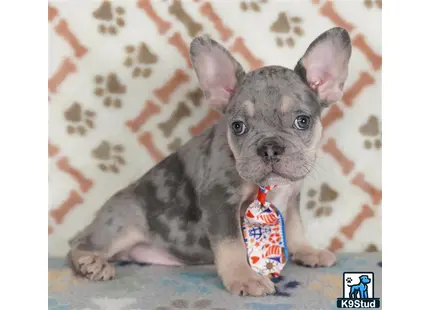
347,274,371,298
337,272,380,308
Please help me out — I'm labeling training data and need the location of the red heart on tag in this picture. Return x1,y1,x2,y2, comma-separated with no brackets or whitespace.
251,256,260,264
246,210,255,218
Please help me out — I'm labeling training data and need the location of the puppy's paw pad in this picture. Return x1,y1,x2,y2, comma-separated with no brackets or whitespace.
225,271,275,296
292,248,336,268
77,255,115,281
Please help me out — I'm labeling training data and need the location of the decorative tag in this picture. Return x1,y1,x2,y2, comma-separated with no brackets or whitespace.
242,185,288,278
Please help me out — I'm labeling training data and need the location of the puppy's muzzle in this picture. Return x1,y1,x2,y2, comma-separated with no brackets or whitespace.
257,138,285,164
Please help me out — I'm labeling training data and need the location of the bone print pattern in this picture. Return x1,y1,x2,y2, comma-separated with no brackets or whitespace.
48,0,381,256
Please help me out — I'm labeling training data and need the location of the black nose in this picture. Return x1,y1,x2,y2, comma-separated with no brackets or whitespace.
257,140,285,163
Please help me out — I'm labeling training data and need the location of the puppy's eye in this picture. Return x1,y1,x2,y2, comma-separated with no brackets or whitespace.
293,115,311,130
232,121,247,135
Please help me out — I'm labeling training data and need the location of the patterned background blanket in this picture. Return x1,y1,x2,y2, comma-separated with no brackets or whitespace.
48,0,381,257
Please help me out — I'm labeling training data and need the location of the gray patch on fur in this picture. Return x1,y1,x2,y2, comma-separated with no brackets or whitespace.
67,27,351,269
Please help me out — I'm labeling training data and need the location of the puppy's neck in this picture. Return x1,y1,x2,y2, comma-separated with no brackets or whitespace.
238,181,301,217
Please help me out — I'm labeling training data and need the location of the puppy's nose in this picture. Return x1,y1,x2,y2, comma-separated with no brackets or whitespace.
257,140,285,163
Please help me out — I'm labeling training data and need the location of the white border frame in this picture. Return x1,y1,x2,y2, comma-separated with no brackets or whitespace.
383,0,430,308
1,1,46,308
1,0,429,308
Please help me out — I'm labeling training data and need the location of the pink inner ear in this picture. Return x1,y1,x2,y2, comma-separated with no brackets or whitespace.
304,50,348,103
308,70,332,91
225,87,236,94
309,80,321,91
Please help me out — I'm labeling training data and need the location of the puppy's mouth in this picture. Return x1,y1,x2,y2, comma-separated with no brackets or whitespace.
259,168,304,184
236,155,310,185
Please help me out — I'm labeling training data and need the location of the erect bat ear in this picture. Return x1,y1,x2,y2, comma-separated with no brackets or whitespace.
190,35,245,113
294,27,352,107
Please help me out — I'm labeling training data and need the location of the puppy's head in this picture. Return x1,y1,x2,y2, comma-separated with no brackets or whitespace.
359,275,371,284
190,28,351,186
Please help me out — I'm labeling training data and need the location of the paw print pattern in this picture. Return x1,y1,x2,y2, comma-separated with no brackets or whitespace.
365,243,379,252
155,299,226,310
270,12,304,48
123,42,158,79
64,102,95,136
364,0,382,9
359,115,382,150
240,0,268,12
167,137,183,153
92,141,126,173
186,88,204,107
94,73,126,108
92,0,125,35
306,183,338,218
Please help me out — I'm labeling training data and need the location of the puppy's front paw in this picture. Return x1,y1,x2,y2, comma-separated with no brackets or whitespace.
291,248,336,268
76,254,116,281
222,265,275,296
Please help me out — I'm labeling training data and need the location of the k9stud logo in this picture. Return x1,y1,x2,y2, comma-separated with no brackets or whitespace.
337,272,380,308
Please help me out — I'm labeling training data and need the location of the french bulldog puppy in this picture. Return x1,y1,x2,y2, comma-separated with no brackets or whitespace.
68,27,352,297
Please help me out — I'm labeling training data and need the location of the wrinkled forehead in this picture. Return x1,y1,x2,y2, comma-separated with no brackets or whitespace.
226,66,321,118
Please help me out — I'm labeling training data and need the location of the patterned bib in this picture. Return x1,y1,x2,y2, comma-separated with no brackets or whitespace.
242,185,288,279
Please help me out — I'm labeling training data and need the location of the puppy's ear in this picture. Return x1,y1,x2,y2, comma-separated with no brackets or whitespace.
294,27,352,107
190,36,245,112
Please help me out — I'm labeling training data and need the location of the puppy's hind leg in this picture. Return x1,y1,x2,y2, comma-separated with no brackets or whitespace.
67,193,147,281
